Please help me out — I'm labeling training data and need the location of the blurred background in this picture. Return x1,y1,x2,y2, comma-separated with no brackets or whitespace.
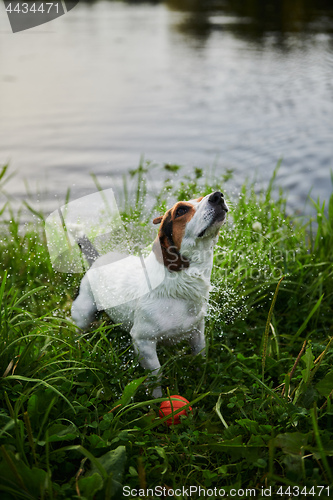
0,0,332,214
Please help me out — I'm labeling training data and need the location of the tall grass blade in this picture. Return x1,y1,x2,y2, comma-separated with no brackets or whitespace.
3,376,76,413
262,277,284,384
290,294,324,345
310,405,333,483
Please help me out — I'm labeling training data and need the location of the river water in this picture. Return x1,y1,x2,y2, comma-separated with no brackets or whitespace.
0,0,332,215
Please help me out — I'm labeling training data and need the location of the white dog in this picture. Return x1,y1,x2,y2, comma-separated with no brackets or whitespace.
71,191,228,397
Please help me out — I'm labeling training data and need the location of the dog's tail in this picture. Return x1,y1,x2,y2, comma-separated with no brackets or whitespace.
65,223,100,267
76,235,100,267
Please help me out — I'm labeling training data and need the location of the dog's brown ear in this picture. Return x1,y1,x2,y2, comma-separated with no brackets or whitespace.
153,237,190,272
153,216,163,225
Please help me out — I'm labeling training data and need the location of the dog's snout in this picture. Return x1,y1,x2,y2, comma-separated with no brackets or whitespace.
208,191,228,212
208,191,223,205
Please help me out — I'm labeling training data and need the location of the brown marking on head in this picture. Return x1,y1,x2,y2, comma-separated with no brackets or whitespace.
169,201,196,249
152,236,189,272
195,196,203,202
152,201,198,272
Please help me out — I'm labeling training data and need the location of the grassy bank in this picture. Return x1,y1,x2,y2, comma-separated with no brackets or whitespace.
0,162,333,499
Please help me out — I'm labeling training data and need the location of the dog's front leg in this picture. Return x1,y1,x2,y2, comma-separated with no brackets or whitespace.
189,319,206,356
132,336,162,398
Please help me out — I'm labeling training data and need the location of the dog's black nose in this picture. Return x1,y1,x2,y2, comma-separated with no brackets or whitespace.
208,191,228,211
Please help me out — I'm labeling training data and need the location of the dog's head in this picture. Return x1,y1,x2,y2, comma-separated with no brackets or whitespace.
153,192,228,272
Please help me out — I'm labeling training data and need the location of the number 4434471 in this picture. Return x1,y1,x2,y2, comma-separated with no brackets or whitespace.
5,3,60,14
276,486,330,496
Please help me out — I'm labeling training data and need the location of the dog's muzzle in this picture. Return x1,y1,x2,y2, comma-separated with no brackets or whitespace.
208,191,229,214
198,191,228,238
209,191,228,222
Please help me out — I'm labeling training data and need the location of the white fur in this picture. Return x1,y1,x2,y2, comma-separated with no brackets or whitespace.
71,192,228,397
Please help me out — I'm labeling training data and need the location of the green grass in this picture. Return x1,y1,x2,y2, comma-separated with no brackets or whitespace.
0,161,333,499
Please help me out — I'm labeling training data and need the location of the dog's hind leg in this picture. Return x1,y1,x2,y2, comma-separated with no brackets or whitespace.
71,275,98,330
189,319,206,356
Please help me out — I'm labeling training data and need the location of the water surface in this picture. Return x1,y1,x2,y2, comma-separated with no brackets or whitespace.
0,0,332,213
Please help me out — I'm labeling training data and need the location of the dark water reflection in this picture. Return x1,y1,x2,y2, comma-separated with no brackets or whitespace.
0,0,332,214
168,0,333,39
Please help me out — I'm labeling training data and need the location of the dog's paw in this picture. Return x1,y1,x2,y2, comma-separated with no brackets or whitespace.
152,386,163,399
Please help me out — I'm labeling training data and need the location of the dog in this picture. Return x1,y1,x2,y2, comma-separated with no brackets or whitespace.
71,191,228,397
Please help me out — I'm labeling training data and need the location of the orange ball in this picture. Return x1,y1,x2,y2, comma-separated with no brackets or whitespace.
159,395,192,426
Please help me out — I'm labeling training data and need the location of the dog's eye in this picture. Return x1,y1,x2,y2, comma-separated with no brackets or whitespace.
175,206,189,218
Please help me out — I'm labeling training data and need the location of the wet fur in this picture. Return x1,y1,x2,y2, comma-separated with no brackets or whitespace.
71,192,228,397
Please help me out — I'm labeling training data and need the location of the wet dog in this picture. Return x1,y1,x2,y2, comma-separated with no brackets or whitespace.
71,191,228,397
